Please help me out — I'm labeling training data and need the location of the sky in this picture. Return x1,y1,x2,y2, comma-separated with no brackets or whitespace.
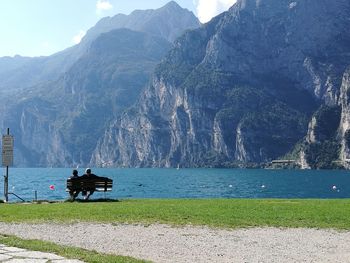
0,0,236,57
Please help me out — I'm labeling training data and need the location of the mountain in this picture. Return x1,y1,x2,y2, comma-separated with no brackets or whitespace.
0,1,200,92
92,0,350,168
0,2,200,167
0,49,78,92
84,1,200,43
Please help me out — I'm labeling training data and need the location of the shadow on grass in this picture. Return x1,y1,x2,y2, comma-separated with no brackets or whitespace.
65,198,121,203
1,198,121,204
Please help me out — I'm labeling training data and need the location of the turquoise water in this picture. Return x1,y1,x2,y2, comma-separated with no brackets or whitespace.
0,168,350,202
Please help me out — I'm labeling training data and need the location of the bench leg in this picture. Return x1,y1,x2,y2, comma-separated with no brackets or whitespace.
69,191,80,201
69,191,75,201
84,190,95,200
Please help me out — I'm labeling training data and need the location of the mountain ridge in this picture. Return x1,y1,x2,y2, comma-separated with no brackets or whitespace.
92,0,350,168
0,1,200,92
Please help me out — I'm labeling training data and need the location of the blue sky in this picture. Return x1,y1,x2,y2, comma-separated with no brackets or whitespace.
0,0,236,57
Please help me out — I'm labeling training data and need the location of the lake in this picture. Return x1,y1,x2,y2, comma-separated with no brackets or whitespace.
0,168,349,202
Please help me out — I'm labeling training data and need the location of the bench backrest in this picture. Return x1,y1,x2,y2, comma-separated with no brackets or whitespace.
67,177,113,192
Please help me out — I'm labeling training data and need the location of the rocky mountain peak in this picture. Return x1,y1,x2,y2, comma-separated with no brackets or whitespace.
84,1,200,43
160,1,183,11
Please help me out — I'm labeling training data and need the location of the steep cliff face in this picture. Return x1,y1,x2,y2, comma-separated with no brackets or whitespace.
93,0,350,167
55,29,171,165
207,0,350,102
301,104,341,169
1,29,171,167
299,67,350,169
338,68,350,166
2,98,71,167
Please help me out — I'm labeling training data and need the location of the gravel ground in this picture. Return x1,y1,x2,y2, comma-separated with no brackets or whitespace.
0,222,350,263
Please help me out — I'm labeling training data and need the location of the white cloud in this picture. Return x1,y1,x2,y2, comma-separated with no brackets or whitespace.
195,0,237,23
96,0,113,14
72,30,86,44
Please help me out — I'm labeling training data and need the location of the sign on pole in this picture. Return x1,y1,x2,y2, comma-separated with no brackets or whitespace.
2,135,14,167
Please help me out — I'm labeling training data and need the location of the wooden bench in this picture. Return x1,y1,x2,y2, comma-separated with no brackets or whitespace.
66,176,113,200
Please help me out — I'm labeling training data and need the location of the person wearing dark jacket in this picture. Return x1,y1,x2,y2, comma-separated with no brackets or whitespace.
81,168,97,200
68,169,80,200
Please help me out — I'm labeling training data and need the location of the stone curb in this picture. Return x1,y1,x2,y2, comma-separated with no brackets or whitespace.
0,244,84,262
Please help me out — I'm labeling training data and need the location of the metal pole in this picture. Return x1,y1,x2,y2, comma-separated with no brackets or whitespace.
4,166,8,202
4,128,9,203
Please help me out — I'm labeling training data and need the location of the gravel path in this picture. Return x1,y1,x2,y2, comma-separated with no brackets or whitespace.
0,223,350,262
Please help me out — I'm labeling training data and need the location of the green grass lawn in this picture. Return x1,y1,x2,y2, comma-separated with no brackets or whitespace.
0,234,149,263
0,199,350,229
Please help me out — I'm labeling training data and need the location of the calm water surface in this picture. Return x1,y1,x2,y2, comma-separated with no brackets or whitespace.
0,168,349,202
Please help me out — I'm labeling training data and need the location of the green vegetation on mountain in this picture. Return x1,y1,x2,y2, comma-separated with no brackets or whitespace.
312,105,341,141
302,105,343,169
304,141,341,169
345,130,350,148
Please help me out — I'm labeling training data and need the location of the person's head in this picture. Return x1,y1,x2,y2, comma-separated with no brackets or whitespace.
72,169,78,176
85,168,91,175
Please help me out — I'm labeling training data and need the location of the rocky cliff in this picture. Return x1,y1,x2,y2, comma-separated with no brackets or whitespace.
337,68,350,167
92,0,350,168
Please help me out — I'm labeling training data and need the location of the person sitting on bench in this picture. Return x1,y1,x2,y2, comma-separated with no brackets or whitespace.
68,169,80,200
66,170,113,200
81,168,98,200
